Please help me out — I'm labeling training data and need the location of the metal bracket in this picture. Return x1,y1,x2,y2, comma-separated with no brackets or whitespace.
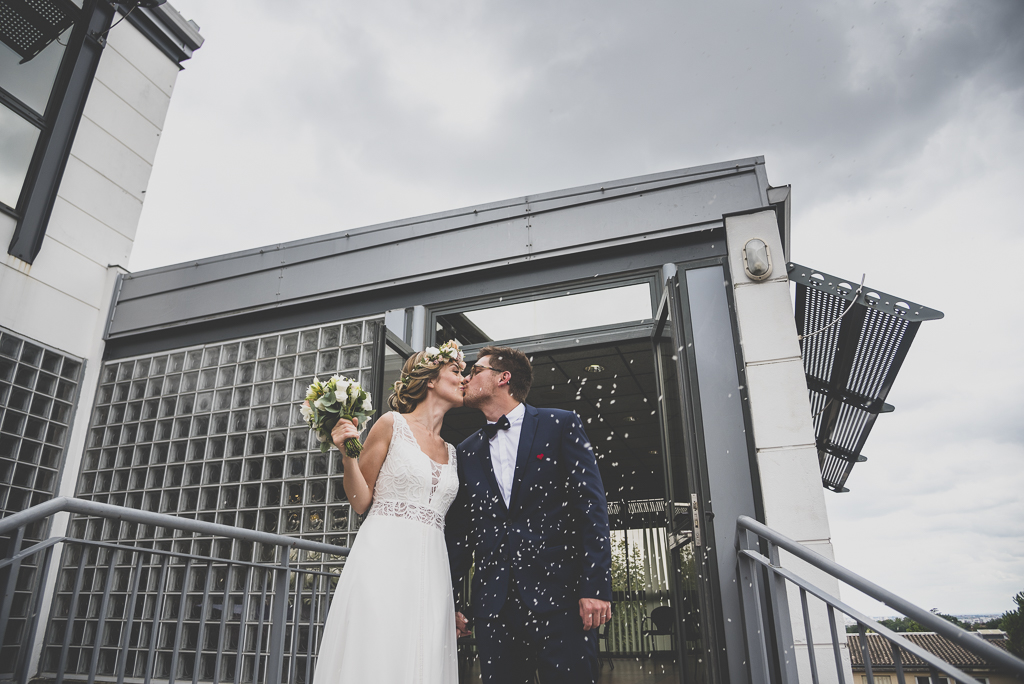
788,262,944,323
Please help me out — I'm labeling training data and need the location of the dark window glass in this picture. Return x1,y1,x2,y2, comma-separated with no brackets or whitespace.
0,108,40,207
0,27,70,114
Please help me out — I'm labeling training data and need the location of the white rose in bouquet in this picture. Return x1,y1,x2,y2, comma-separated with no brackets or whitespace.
300,375,373,457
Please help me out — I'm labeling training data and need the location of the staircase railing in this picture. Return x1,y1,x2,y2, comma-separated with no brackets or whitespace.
0,497,348,684
737,515,1024,684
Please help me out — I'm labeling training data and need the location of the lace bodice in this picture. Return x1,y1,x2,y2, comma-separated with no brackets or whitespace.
367,412,458,531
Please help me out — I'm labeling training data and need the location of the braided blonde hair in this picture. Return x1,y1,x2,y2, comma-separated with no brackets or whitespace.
387,351,444,413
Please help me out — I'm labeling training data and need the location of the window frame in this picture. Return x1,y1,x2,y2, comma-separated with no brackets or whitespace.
3,0,115,264
427,270,661,350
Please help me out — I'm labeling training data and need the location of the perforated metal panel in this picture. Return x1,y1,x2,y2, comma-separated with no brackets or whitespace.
790,263,943,492
0,0,78,62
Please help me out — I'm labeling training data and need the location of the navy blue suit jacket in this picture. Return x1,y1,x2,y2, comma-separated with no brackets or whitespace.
445,404,612,619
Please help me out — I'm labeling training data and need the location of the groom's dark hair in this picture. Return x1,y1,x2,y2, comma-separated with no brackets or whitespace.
478,346,533,402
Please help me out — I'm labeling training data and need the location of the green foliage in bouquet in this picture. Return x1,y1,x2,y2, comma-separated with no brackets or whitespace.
300,375,373,457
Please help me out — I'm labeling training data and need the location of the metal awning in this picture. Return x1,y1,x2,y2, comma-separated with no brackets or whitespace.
0,0,79,63
789,263,943,492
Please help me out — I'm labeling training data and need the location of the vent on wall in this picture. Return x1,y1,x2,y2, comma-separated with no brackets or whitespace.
789,263,943,493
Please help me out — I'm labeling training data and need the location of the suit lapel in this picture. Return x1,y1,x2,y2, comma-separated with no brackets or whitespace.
475,430,507,514
508,403,539,513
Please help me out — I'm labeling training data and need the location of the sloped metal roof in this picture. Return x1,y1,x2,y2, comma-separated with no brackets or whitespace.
790,263,943,493
108,157,774,339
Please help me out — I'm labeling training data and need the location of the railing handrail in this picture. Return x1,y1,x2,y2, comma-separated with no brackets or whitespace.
0,496,350,556
737,515,1024,678
740,548,986,684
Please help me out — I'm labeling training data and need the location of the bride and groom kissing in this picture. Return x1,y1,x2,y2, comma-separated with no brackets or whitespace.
314,342,613,684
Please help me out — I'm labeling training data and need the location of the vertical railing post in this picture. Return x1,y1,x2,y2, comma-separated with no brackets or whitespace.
86,547,119,684
143,555,170,684
19,541,56,684
767,541,799,684
252,568,269,684
0,525,26,659
193,559,214,684
800,588,820,684
115,551,145,684
827,606,847,684
857,623,875,684
233,565,252,684
265,545,291,684
737,528,771,684
28,510,73,681
288,570,302,684
304,573,319,684
213,563,232,684
891,643,906,684
56,544,88,684
168,557,193,684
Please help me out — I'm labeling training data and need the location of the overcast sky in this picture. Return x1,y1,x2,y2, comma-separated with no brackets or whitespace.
131,0,1023,617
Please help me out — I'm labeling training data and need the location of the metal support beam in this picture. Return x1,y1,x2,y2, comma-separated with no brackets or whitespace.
8,0,114,264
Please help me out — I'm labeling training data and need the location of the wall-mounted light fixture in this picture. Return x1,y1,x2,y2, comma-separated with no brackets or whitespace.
742,238,772,281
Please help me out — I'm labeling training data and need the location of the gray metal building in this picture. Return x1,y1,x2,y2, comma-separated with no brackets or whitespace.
77,157,787,682
2,152,980,684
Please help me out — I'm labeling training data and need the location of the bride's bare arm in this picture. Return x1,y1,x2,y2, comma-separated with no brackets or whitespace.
332,413,393,515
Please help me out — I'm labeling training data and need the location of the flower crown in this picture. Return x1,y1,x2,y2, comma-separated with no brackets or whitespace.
393,340,465,391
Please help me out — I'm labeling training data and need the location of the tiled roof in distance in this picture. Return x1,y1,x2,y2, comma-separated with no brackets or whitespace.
847,633,1012,671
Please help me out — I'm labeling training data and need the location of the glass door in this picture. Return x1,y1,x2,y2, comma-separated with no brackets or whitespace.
652,274,721,684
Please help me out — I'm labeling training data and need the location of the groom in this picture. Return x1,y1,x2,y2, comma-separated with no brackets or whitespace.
446,345,612,684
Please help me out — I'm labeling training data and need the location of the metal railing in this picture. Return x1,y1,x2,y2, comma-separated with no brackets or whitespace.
0,497,348,684
737,515,1024,684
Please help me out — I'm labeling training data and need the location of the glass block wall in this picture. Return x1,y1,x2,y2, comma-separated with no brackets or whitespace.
0,327,83,516
0,327,83,674
41,317,379,681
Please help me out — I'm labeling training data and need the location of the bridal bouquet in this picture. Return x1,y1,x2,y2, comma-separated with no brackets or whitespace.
300,375,373,457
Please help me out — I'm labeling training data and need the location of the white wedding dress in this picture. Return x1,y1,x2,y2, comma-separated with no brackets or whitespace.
313,412,460,684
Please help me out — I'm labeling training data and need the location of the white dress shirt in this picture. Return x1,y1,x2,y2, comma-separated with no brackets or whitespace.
488,402,524,508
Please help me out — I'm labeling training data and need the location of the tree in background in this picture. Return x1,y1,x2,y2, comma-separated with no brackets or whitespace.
1001,591,1024,657
848,613,969,634
608,533,647,653
976,616,1004,630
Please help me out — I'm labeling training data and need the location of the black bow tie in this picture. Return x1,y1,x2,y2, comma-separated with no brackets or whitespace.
483,415,511,438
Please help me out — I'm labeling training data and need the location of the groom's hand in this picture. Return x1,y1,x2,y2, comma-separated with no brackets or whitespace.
579,598,612,631
455,611,472,638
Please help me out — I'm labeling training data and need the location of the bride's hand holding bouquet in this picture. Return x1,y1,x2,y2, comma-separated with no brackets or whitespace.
299,375,373,458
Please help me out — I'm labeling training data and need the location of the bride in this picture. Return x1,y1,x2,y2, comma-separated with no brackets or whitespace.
313,341,465,684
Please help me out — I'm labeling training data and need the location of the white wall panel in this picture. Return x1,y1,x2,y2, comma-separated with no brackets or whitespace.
46,198,133,267
30,235,110,308
745,359,816,450
93,39,173,129
796,643,852,684
82,80,162,165
0,268,100,358
104,21,179,99
734,279,802,364
758,446,831,541
69,117,152,202
56,155,144,240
